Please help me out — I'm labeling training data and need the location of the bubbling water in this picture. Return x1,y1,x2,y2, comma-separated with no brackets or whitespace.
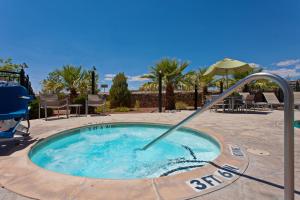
29,123,220,179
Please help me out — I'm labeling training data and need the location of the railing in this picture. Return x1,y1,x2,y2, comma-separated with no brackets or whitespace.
0,70,20,81
0,69,35,96
141,72,294,200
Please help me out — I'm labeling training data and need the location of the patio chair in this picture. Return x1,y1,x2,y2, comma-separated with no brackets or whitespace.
263,92,283,109
239,92,250,101
39,94,69,120
208,95,229,112
236,92,250,111
239,94,256,112
294,92,300,108
85,94,106,115
0,85,32,141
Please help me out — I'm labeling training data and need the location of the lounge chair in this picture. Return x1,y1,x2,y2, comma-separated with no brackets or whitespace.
294,92,300,108
85,94,106,115
208,94,229,112
39,94,69,120
235,92,250,111
0,85,31,141
263,92,283,109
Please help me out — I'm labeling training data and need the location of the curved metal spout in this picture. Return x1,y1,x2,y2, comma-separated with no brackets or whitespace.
141,72,294,200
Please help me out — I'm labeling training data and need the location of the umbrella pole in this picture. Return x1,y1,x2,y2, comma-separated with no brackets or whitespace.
226,70,229,89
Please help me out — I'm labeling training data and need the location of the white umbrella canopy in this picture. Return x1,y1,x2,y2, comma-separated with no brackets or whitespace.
204,58,254,88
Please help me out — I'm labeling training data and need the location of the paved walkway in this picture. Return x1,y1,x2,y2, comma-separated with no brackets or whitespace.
0,110,299,200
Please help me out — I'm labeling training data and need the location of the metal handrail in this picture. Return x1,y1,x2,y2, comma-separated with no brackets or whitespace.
141,72,294,200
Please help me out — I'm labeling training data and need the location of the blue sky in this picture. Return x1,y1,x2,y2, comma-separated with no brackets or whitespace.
1,0,300,91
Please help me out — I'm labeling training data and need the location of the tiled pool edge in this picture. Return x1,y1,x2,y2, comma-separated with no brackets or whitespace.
152,126,249,199
0,121,248,200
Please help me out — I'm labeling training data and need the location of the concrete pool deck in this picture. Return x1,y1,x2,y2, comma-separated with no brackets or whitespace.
0,110,299,199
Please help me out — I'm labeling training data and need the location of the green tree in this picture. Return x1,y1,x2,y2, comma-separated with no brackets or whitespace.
250,79,278,91
232,67,262,83
42,65,99,100
109,73,131,108
42,70,64,94
142,58,189,110
231,67,278,91
0,58,21,71
0,58,23,81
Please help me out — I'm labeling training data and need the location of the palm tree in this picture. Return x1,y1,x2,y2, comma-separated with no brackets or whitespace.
142,58,189,110
183,67,213,102
78,70,93,95
42,65,97,101
211,77,236,92
180,72,196,91
139,82,158,91
250,79,278,91
56,65,86,99
185,68,213,90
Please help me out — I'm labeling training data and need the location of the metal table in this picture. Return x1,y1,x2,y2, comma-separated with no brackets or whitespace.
69,104,82,116
225,96,241,112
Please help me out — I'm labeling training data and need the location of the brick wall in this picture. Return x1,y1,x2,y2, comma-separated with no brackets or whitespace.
104,89,278,108
129,91,203,108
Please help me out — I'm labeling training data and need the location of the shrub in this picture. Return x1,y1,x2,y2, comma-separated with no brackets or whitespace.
134,100,140,110
29,99,53,119
175,101,188,110
95,101,111,114
109,73,131,108
73,95,86,114
114,107,130,112
73,95,86,105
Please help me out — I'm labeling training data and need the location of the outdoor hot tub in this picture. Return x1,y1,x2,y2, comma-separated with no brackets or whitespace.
29,123,221,179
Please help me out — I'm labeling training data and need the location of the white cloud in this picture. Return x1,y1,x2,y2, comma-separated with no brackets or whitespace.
248,63,260,68
127,74,149,82
275,59,300,67
103,74,149,82
295,64,300,70
264,68,300,78
104,74,116,81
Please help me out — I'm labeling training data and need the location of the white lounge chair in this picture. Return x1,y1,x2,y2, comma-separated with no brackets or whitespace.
294,92,300,108
263,92,283,109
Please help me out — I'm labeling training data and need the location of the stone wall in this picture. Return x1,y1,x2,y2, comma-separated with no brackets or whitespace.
128,90,282,108
130,91,203,108
103,89,281,109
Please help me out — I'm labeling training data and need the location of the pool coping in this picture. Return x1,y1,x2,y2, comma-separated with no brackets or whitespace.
0,121,249,200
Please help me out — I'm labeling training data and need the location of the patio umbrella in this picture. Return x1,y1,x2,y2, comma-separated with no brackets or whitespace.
204,58,254,88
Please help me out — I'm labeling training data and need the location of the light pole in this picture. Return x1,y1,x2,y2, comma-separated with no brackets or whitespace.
91,66,96,95
158,70,162,113
194,84,198,110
